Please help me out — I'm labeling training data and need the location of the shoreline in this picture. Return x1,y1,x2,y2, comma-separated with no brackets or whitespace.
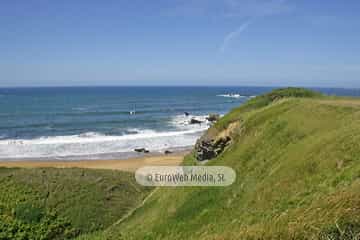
0,151,189,172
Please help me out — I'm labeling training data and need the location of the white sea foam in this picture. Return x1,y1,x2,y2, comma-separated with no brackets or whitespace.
78,132,104,138
0,128,205,160
217,94,247,99
169,114,210,131
0,112,213,160
126,128,157,135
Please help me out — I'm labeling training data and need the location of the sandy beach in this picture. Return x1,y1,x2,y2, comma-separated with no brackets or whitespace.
0,152,188,172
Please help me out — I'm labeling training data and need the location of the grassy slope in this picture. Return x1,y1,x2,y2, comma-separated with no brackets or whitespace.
0,168,151,238
95,89,360,239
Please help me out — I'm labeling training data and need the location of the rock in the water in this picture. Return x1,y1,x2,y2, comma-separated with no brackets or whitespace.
195,136,231,161
164,150,173,155
134,148,150,153
134,148,145,153
190,118,202,124
184,112,190,116
206,114,220,122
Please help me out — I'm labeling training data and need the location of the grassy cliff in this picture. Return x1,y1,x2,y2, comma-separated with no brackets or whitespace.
2,88,360,240
93,88,360,239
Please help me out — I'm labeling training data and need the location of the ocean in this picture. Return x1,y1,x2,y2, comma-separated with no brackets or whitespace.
0,86,359,160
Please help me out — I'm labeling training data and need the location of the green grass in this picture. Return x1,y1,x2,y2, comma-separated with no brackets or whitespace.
2,88,360,240
0,168,151,239
93,88,360,239
214,87,323,131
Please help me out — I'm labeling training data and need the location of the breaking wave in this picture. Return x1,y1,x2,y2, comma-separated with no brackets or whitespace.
0,122,208,160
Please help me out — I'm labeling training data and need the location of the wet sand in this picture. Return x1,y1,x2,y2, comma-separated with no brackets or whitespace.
0,152,188,172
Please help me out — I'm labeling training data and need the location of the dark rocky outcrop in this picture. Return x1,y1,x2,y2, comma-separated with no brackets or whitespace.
189,118,203,124
134,148,150,153
206,114,220,123
195,136,231,161
164,150,173,155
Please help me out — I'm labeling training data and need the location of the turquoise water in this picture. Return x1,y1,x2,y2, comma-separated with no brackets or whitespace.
0,86,359,160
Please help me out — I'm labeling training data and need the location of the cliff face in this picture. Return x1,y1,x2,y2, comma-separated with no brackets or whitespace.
195,88,320,162
195,135,231,161
95,88,360,240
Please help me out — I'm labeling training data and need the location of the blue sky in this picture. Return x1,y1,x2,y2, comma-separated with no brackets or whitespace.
0,0,360,87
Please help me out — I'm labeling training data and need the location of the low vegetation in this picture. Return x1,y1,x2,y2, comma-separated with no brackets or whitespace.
2,88,360,240
0,168,151,239
95,88,360,239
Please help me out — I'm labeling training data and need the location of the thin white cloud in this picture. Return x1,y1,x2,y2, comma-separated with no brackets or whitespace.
168,1,293,53
219,20,252,53
218,0,293,53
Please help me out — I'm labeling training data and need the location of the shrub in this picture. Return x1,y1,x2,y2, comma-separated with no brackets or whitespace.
14,203,44,224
